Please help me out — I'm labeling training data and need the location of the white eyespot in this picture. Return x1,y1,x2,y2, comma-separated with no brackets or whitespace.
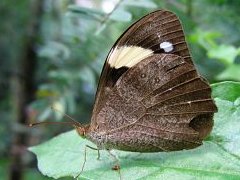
187,101,191,104
160,41,174,52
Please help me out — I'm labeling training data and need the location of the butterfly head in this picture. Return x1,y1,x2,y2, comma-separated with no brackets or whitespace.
75,125,90,138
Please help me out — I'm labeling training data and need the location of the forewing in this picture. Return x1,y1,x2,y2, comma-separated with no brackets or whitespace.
91,10,191,124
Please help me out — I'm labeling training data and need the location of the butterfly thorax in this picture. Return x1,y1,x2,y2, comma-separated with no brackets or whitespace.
75,125,109,149
86,131,110,150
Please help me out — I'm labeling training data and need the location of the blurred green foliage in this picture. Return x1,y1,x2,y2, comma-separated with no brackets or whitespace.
0,0,240,179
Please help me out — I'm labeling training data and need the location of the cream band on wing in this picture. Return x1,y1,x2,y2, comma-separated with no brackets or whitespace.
108,46,153,69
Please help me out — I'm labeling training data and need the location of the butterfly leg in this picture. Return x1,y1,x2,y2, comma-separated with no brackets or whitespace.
75,145,100,179
107,150,122,179
86,145,101,160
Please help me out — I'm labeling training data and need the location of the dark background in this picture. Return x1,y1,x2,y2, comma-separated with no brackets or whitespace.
0,0,240,179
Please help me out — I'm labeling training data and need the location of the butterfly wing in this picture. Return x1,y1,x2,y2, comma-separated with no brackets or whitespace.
91,10,191,123
88,10,217,152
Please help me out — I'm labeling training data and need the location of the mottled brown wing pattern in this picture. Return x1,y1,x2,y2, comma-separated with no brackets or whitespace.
87,10,217,152
116,10,191,61
91,10,191,125
89,54,216,152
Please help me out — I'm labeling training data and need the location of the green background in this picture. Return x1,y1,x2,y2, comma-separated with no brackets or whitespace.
1,0,240,179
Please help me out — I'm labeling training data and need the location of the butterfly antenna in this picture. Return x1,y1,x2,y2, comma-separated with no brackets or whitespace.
29,106,83,128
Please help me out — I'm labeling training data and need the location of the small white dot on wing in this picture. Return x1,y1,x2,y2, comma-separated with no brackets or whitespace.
160,41,174,52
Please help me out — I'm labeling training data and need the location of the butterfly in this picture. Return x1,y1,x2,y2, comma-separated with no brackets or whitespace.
31,9,218,171
74,9,218,152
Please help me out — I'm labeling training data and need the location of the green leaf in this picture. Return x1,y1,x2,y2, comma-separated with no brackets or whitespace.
207,44,239,65
212,81,240,101
216,64,240,81
109,8,132,22
210,82,240,158
67,5,105,21
189,29,221,49
38,41,70,60
210,98,240,157
29,81,240,179
122,0,157,8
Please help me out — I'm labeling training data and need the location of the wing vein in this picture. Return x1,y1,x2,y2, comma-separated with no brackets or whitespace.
140,69,197,101
127,130,201,145
146,87,211,107
135,123,198,135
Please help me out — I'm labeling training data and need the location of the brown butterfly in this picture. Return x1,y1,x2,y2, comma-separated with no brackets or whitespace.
31,9,217,172
77,9,218,152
